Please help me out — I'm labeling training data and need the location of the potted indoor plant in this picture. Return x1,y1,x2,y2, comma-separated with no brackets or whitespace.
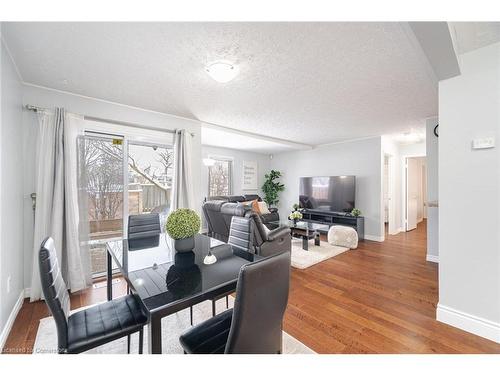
165,208,201,252
289,210,303,224
262,169,285,207
351,208,362,217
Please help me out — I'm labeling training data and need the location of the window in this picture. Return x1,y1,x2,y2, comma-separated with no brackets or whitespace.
208,159,233,196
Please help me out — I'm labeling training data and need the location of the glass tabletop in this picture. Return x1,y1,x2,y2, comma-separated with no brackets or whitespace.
287,220,330,232
106,233,258,313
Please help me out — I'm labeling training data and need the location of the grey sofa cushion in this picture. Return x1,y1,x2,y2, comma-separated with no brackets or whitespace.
227,195,246,203
242,194,262,202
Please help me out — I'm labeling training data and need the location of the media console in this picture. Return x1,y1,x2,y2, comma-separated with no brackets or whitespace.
301,209,365,240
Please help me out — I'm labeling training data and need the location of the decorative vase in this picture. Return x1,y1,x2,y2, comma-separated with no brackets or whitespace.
293,218,298,225
174,236,195,252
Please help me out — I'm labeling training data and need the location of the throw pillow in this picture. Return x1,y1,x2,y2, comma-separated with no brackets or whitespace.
251,199,261,214
258,201,271,215
238,200,254,210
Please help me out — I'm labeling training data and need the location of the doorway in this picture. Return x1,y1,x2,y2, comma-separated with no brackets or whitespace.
383,153,397,236
405,156,427,231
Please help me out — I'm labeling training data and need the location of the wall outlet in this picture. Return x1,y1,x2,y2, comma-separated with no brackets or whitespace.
7,275,11,294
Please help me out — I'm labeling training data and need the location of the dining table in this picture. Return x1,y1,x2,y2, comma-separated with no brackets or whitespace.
105,233,260,354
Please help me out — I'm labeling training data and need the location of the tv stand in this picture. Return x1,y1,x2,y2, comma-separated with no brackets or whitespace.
301,209,364,240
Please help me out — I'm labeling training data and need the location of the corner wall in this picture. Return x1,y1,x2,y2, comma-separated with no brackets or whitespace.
270,137,383,241
426,117,439,262
438,42,500,343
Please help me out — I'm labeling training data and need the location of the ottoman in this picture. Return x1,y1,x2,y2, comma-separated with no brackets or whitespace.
327,225,358,249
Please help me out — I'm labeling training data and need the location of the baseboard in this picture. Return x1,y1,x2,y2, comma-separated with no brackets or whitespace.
436,303,500,343
364,235,384,242
0,290,25,351
426,254,439,263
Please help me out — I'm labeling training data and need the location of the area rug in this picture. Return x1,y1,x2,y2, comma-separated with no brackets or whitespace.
33,296,315,354
291,239,349,269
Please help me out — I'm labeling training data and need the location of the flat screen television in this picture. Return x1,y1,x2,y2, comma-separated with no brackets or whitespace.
299,176,355,213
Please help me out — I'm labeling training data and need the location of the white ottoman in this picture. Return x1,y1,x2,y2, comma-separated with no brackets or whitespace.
327,225,358,249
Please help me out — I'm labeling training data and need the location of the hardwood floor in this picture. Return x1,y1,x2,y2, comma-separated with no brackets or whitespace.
284,221,500,353
3,220,500,354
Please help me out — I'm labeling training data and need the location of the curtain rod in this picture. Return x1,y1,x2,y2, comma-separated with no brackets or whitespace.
24,104,195,137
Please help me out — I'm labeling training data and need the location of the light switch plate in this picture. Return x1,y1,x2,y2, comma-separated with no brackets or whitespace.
472,137,495,150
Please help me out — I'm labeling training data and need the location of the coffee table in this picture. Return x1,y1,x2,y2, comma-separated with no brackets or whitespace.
287,221,330,250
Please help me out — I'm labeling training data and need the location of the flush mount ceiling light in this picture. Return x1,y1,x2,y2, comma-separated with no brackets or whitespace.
393,129,425,145
205,61,239,83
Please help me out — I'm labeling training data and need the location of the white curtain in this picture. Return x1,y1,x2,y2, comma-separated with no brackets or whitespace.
170,129,195,211
30,108,92,301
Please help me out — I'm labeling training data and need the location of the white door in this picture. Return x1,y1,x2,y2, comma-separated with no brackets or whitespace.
406,158,418,231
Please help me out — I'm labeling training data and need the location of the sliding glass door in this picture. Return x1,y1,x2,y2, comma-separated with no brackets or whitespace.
78,133,173,277
79,134,124,276
127,142,173,230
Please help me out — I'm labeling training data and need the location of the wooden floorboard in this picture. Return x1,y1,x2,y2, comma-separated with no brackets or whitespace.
3,220,500,354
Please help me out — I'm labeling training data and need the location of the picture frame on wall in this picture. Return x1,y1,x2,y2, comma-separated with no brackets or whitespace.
242,160,258,191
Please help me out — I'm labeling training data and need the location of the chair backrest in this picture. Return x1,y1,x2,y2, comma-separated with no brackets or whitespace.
246,212,268,247
225,251,291,354
202,200,228,241
228,216,253,253
39,237,70,352
128,213,161,239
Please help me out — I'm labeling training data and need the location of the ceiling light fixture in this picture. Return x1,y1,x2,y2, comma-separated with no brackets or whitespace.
205,61,239,83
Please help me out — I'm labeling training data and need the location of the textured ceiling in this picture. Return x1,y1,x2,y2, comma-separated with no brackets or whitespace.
3,22,437,146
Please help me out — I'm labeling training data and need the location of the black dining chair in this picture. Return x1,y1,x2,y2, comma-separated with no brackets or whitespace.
189,216,254,326
180,250,291,354
39,237,148,354
128,213,161,239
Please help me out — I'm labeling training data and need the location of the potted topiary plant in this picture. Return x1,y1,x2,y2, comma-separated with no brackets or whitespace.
165,208,201,252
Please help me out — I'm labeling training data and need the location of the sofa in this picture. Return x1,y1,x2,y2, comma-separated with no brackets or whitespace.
203,195,290,257
205,194,280,224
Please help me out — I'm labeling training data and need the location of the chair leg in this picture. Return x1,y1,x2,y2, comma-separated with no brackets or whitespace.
190,306,193,326
212,299,216,317
127,334,131,354
225,295,229,309
138,328,144,354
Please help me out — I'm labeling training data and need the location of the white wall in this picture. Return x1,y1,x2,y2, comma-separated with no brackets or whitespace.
426,117,439,262
21,84,203,289
438,42,500,343
271,137,383,241
201,145,271,199
0,35,25,347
